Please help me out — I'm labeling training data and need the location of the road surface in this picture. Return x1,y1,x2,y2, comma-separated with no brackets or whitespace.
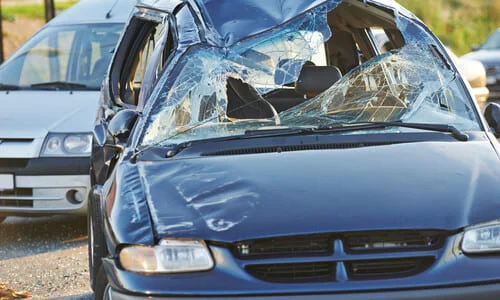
0,216,93,299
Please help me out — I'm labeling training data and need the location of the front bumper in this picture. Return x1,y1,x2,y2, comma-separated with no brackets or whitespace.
106,283,500,300
102,234,500,299
0,157,90,216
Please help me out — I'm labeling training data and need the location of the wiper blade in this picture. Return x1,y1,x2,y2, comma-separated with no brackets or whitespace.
131,127,314,162
0,84,22,90
31,81,89,90
244,127,313,138
317,121,469,141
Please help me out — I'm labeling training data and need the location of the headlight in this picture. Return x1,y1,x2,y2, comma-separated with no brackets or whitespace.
462,220,500,254
119,239,214,273
41,133,92,157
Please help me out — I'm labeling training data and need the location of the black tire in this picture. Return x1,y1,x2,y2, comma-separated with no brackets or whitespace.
88,192,107,292
94,265,109,300
0,216,6,224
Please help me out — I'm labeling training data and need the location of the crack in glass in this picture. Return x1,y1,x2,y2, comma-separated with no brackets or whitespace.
140,1,480,147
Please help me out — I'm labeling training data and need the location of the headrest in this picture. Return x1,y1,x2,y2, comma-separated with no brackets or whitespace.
295,65,342,97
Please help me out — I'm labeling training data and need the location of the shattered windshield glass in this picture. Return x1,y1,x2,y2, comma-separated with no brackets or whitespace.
140,2,480,146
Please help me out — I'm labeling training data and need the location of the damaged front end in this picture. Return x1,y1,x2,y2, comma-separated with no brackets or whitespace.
99,0,500,298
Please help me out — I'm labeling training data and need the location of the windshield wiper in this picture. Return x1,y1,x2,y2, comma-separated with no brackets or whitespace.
130,127,313,162
131,122,468,162
317,121,469,141
31,81,90,90
0,83,22,91
244,127,314,138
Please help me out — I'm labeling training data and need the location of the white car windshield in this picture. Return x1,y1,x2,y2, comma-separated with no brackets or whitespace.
0,23,123,90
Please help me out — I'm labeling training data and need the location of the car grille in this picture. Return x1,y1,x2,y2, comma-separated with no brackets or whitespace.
0,189,34,207
344,231,444,252
0,159,30,168
247,262,335,283
234,230,445,283
235,234,332,258
346,257,435,280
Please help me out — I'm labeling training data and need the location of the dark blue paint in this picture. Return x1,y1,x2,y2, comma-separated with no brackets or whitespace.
109,139,500,244
96,0,500,297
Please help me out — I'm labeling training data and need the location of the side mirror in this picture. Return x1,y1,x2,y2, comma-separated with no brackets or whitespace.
484,103,500,137
108,109,139,144
471,45,481,52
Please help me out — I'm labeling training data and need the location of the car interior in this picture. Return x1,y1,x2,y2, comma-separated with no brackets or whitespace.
110,1,406,117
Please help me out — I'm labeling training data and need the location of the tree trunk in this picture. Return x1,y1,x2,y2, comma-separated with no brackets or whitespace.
44,0,56,23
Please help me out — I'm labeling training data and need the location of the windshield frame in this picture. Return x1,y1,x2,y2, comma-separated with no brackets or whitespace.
130,1,485,150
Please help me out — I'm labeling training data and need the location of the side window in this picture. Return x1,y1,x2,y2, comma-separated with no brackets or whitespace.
370,28,396,54
138,22,175,109
120,22,165,106
20,29,77,85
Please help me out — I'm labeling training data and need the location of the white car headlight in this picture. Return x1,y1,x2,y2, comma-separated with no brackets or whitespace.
41,133,92,157
462,220,500,254
119,239,214,274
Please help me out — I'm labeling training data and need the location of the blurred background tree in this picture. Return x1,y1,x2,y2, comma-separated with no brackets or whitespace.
398,0,500,55
0,0,78,59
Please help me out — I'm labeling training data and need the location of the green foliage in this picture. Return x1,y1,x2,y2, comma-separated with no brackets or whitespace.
398,0,500,55
2,1,79,21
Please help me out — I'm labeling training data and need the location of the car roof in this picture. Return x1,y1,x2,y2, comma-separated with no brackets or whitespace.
48,0,136,26
137,0,405,47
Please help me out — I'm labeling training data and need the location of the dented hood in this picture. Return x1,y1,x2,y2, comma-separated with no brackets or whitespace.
132,140,500,242
0,91,99,139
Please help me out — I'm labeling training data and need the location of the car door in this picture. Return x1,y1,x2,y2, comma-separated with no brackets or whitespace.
90,10,174,191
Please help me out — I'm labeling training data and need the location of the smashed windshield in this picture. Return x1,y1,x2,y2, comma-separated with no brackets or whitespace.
0,23,123,90
140,3,480,146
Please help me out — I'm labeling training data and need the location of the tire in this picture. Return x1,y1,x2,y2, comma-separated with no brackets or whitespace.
94,265,109,300
88,192,107,292
0,216,6,224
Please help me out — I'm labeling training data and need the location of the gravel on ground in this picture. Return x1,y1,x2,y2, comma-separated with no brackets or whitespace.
0,216,93,300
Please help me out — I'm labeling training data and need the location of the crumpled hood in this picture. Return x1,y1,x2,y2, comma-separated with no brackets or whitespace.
136,140,500,242
0,91,99,139
462,50,500,67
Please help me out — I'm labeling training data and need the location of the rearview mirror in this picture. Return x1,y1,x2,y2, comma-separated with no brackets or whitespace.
108,109,139,144
484,103,500,137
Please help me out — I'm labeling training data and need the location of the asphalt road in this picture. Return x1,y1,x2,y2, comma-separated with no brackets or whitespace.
0,215,93,299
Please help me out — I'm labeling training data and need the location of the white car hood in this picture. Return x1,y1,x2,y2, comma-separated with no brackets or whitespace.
0,90,99,139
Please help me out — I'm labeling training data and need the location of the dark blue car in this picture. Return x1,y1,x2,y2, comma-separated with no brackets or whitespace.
89,0,500,299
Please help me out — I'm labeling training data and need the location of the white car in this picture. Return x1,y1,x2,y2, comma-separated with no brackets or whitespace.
0,0,135,223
